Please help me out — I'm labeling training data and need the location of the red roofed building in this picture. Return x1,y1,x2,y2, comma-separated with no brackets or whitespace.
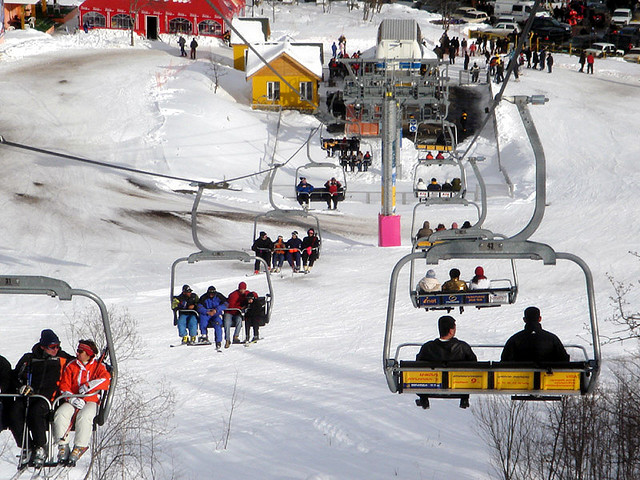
78,0,244,40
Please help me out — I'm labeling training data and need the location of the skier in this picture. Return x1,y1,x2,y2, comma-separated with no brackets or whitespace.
470,62,480,83
296,177,315,209
251,231,273,274
468,266,491,290
243,291,267,343
285,231,303,273
196,286,228,347
501,307,570,362
415,178,428,191
53,339,110,466
10,330,73,467
223,282,251,348
172,285,199,345
416,316,476,409
441,268,468,292
416,221,433,240
427,178,441,191
177,35,187,57
301,228,321,273
0,353,11,432
271,235,287,272
324,177,342,210
417,269,441,293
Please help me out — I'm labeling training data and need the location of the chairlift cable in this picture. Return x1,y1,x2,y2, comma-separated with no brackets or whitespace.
457,0,542,163
0,137,297,189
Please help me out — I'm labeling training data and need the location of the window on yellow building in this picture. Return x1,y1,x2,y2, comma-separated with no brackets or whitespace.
267,82,280,101
299,82,313,101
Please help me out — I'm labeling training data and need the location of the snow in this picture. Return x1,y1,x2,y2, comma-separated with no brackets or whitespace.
1,2,640,479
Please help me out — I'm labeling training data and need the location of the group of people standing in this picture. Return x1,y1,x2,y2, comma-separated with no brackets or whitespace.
172,282,266,348
252,229,321,274
0,330,110,468
177,35,199,59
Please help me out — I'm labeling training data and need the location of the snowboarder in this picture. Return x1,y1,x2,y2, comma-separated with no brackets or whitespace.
53,339,110,466
177,35,187,57
196,286,228,347
301,228,321,273
10,330,73,467
251,231,273,274
190,37,198,59
285,231,303,273
172,285,199,344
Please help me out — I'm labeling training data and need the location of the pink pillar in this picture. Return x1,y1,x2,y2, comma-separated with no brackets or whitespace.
378,214,402,247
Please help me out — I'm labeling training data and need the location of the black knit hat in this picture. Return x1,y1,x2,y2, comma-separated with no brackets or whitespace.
39,329,60,346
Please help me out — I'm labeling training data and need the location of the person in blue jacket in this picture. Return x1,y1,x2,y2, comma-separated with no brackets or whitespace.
285,231,303,273
296,177,314,208
197,286,228,348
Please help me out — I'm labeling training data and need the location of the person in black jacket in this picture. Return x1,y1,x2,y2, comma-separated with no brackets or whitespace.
416,315,476,409
251,231,274,274
301,228,321,274
10,329,73,467
501,307,569,363
0,353,12,432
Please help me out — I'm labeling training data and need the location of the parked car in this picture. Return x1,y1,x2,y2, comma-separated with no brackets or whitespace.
584,42,625,57
463,10,490,23
494,15,516,25
623,47,640,62
611,8,632,26
452,6,479,19
531,16,572,41
605,25,640,51
486,22,522,35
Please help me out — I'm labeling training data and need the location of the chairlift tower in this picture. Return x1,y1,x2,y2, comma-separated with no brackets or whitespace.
338,57,451,246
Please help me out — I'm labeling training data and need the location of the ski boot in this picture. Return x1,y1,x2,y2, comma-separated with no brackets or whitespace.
190,336,197,345
200,335,209,344
216,342,222,350
251,335,259,343
225,339,231,348
58,444,70,464
67,446,88,467
32,447,46,468
181,335,189,345
232,336,242,344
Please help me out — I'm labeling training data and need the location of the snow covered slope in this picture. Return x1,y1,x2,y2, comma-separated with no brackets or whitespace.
1,3,639,479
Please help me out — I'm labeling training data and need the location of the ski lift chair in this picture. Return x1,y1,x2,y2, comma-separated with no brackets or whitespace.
0,276,118,471
383,239,601,405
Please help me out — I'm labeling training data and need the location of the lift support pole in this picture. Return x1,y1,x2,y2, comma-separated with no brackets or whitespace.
379,92,401,247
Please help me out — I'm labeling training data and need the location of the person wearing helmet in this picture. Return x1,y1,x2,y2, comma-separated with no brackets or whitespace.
301,229,321,274
285,231,303,273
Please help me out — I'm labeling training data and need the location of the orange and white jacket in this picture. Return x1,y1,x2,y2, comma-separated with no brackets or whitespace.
59,357,111,404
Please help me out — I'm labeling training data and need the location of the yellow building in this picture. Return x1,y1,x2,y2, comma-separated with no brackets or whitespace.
230,17,269,71
246,41,323,112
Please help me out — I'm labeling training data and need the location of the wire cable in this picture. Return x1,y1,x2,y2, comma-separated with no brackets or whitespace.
0,135,304,188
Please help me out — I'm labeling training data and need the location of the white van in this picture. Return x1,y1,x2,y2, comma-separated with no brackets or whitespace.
493,1,535,23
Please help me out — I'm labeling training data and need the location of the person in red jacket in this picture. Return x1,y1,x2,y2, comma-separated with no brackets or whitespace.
223,282,252,348
324,177,342,210
53,340,110,466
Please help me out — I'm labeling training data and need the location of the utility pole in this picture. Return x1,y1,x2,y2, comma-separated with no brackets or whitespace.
379,92,401,246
